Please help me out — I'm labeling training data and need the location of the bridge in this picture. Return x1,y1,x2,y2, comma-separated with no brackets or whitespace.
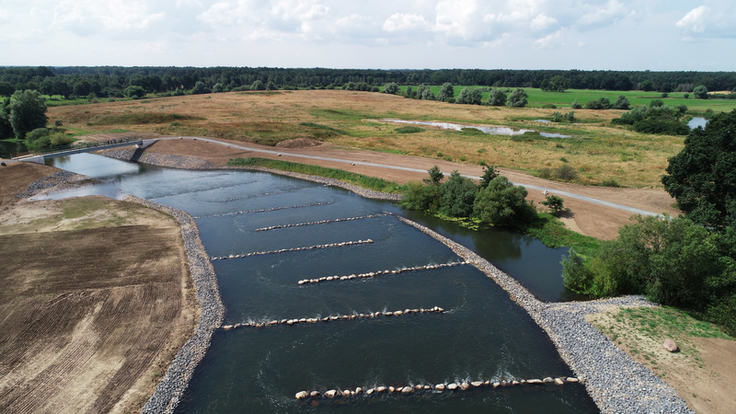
13,137,157,165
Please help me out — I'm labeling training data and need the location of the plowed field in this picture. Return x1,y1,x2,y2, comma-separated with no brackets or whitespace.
0,164,195,414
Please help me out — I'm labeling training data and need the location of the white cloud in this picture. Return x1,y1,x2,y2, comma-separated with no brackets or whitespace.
534,29,564,48
676,5,709,34
383,13,430,33
51,0,165,35
577,0,628,27
0,9,10,22
530,14,558,31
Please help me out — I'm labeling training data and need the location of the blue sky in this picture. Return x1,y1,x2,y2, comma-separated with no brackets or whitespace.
1,0,734,70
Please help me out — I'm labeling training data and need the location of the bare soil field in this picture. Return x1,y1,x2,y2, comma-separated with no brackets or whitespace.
133,137,679,240
50,89,685,188
0,164,196,414
588,308,736,414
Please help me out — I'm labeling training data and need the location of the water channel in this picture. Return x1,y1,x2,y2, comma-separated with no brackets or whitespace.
43,153,598,413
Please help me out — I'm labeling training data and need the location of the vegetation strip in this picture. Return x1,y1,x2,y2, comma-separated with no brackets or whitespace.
294,375,581,401
210,239,374,261
297,261,468,285
222,306,445,331
193,202,333,218
123,195,225,414
255,213,389,231
388,212,692,414
225,185,327,202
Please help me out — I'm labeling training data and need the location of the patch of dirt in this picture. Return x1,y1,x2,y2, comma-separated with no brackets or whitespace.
141,137,680,240
587,310,736,414
0,164,196,414
275,137,323,148
0,162,61,209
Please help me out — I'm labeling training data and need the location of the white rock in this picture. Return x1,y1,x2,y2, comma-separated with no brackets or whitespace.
295,391,308,399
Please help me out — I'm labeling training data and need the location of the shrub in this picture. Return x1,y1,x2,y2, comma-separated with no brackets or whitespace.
488,88,507,106
541,194,568,216
571,99,582,109
395,126,423,134
601,178,621,187
554,164,579,181
561,249,593,293
439,171,478,217
383,82,399,94
54,119,63,126
684,94,689,99
473,176,531,226
584,97,612,109
542,103,557,109
48,132,73,146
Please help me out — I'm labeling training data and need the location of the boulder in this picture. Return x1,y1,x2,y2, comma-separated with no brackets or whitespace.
527,379,543,384
664,338,679,352
460,382,470,390
542,377,554,383
447,383,458,390
310,391,321,398
366,388,375,395
492,382,500,388
295,391,309,400
435,384,446,391
566,377,579,383
401,386,414,394
376,386,387,393
324,390,337,399
471,381,483,387
355,387,363,395
554,378,565,385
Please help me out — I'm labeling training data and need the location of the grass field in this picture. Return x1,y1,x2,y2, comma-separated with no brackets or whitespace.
47,89,728,188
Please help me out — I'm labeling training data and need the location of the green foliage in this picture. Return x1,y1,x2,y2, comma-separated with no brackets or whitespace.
9,90,48,139
395,126,423,134
662,109,736,228
424,165,444,186
212,83,225,93
561,249,593,293
488,88,507,106
473,176,530,226
613,104,690,135
401,181,443,212
541,194,568,216
437,83,454,102
251,80,265,91
570,99,582,109
439,171,478,217
694,85,709,99
584,97,612,109
479,164,499,189
191,81,209,94
542,104,557,109
123,85,145,99
545,75,568,92
455,88,483,105
507,88,528,107
650,99,664,107
0,81,14,96
0,98,13,139
416,84,435,100
383,82,399,95
552,111,575,123
613,95,630,110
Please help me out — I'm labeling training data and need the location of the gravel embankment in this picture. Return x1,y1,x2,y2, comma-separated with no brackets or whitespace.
16,170,97,199
123,195,225,414
97,148,215,170
391,213,693,414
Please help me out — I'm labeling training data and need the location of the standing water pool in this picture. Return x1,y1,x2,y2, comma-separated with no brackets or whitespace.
44,154,597,413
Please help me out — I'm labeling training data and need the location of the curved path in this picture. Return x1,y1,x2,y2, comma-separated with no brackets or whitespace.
160,136,659,217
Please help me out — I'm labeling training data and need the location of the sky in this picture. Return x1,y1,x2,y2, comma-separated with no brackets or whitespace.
1,0,734,71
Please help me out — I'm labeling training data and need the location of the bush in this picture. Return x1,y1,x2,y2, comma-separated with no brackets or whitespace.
542,103,557,109
383,82,399,94
400,181,442,213
541,194,568,216
570,99,582,109
439,171,478,217
584,97,612,109
561,249,593,293
488,88,507,106
48,132,73,146
601,178,621,187
54,119,63,126
632,118,689,135
554,164,579,181
395,126,423,134
507,88,528,107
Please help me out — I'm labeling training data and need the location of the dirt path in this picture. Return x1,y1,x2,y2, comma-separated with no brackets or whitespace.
134,136,681,240
0,164,197,414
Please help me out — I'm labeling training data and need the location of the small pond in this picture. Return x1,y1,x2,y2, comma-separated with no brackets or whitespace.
383,119,572,139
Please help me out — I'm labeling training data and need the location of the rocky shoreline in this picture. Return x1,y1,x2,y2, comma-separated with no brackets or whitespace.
16,170,98,199
123,195,225,414
390,213,693,414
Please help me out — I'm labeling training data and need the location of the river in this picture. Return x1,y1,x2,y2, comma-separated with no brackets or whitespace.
43,153,598,413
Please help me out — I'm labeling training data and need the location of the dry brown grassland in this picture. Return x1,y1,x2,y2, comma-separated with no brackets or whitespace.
50,89,685,189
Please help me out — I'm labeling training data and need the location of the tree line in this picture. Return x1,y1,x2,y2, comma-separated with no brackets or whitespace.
2,66,736,99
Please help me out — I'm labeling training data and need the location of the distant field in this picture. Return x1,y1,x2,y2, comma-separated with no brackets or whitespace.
50,89,695,188
394,86,736,112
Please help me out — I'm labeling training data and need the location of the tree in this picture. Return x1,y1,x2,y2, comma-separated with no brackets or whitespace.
251,80,265,90
488,88,507,106
570,99,582,109
8,90,48,139
0,98,14,139
455,88,470,104
541,194,568,216
437,83,454,102
416,84,435,100
694,85,709,99
613,95,630,110
0,81,15,96
123,85,145,99
473,176,530,226
73,80,91,97
479,164,499,189
383,82,399,94
439,171,478,217
548,75,568,92
662,109,736,228
212,83,225,93
191,81,209,94
507,88,528,107
423,165,444,185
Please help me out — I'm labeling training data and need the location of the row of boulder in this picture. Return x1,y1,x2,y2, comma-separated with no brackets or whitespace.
295,376,582,400
194,202,333,219
297,261,469,285
256,213,388,232
222,306,445,331
225,185,327,202
210,239,374,261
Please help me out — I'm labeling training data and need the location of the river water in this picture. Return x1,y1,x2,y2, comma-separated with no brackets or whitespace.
44,154,597,413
